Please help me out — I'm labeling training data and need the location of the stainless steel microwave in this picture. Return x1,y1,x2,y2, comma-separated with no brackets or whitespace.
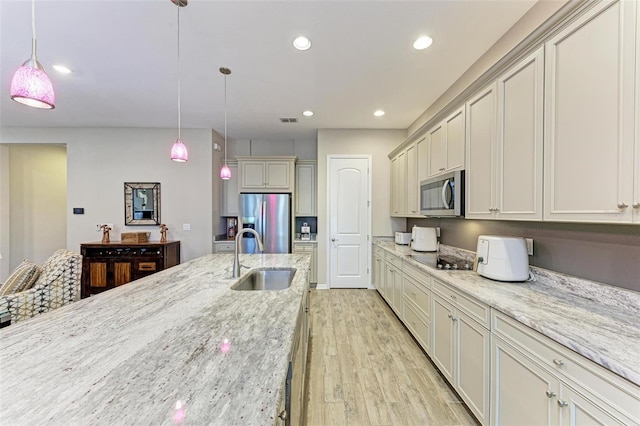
419,170,465,217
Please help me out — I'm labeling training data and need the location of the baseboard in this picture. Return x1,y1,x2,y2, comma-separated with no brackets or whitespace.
315,284,329,290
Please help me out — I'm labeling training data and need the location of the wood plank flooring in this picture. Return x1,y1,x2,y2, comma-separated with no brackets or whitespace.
305,289,478,426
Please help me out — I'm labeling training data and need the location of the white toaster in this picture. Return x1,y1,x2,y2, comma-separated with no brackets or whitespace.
475,236,529,282
395,232,412,245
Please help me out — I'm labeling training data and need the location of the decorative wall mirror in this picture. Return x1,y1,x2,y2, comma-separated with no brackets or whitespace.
124,182,160,226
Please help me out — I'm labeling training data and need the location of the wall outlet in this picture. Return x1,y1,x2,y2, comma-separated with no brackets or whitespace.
96,223,114,231
525,238,534,256
436,227,441,238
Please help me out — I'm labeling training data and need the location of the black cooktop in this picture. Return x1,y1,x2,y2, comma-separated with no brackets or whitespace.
408,253,473,271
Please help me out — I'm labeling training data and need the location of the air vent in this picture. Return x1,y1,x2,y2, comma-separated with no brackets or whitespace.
279,118,298,123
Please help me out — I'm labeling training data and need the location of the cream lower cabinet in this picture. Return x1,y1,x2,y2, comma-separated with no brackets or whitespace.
544,0,638,223
432,278,491,425
383,253,403,316
491,310,640,426
293,242,316,284
402,262,432,354
372,247,385,294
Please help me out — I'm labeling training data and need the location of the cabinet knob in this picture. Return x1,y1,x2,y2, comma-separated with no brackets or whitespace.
278,410,287,420
557,400,568,408
450,294,456,300
633,202,640,209
439,168,445,171
447,314,452,319
545,390,556,398
552,359,565,366
617,202,629,209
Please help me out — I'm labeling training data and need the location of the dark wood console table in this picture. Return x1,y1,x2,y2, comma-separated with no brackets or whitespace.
80,241,180,298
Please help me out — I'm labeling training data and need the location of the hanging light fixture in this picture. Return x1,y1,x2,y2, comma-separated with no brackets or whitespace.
219,67,232,180
10,0,55,109
170,0,188,162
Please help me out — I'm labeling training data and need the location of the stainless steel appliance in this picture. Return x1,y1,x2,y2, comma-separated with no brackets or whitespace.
475,235,530,281
420,170,465,217
239,193,291,253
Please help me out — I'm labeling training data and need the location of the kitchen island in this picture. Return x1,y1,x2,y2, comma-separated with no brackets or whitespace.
0,253,310,425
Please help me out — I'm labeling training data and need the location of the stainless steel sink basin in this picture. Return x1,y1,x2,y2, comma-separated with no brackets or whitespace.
231,268,296,291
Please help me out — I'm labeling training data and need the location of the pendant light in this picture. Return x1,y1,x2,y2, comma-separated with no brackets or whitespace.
10,0,55,109
170,0,188,162
219,67,232,180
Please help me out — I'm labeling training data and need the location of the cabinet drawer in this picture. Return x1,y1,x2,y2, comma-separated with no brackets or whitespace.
293,243,314,253
403,300,431,353
386,253,403,269
492,310,640,423
432,278,490,328
403,274,431,318
214,242,235,253
403,261,430,284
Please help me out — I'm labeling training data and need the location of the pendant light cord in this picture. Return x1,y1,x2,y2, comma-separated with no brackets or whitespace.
31,0,37,59
177,5,181,141
224,73,227,165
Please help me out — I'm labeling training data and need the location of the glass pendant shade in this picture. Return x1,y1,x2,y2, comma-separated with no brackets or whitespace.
10,54,55,109
220,164,231,180
170,139,188,162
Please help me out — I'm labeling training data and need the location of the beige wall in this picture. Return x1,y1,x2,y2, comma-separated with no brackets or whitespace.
0,127,214,264
317,129,406,286
7,145,67,272
0,145,10,280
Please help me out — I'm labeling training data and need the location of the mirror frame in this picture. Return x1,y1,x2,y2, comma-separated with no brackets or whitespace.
124,182,161,226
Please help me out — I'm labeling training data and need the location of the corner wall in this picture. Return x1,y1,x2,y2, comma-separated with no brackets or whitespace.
317,129,406,286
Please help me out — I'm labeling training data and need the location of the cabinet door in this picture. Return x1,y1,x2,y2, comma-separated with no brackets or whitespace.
295,162,316,216
416,136,429,183
496,47,544,221
265,161,290,188
241,161,266,188
311,245,317,284
390,156,399,215
445,107,465,171
491,336,558,426
384,262,395,304
558,384,627,426
465,83,497,219
456,310,490,425
431,294,455,383
544,0,636,223
374,255,385,295
222,163,239,216
390,153,406,215
406,144,419,215
392,266,402,316
428,124,445,177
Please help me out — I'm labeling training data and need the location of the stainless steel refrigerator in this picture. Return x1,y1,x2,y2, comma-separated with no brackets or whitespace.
239,193,291,253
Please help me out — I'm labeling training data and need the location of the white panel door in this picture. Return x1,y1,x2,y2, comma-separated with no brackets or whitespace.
328,157,370,289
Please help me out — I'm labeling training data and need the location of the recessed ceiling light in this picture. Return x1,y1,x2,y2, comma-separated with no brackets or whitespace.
293,36,311,51
52,64,73,74
374,110,385,117
413,36,433,50
302,110,314,117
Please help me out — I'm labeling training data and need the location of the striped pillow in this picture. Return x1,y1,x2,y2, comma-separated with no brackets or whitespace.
0,260,41,296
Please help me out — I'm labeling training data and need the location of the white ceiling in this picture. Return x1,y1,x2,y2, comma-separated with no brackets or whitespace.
0,0,536,142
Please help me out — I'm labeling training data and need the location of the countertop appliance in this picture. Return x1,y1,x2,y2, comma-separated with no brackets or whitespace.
395,232,412,245
420,170,464,217
239,193,291,253
300,223,311,241
411,226,438,252
475,235,529,282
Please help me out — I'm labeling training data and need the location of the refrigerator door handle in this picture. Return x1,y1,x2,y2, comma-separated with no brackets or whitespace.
261,200,267,249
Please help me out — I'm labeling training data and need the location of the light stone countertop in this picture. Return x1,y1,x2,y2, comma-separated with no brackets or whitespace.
0,253,310,425
373,239,640,387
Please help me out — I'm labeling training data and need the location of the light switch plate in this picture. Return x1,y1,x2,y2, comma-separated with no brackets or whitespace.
182,224,191,231
525,238,534,256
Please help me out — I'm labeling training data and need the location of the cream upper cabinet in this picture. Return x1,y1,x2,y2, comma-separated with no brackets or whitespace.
405,143,419,215
390,151,407,216
416,136,429,183
428,106,466,178
295,161,316,216
221,162,239,216
465,83,497,220
466,47,544,220
544,0,637,223
238,156,296,192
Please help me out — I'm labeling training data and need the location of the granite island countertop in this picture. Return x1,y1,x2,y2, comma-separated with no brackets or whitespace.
0,253,310,425
373,239,640,387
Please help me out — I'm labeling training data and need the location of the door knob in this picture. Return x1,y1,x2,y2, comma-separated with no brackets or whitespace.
331,238,336,242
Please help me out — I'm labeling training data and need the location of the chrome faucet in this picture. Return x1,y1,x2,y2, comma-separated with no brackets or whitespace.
233,228,264,278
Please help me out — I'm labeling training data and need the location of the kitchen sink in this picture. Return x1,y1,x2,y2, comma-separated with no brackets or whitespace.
231,268,296,291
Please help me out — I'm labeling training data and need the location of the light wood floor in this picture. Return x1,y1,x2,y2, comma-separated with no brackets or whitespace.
305,289,478,426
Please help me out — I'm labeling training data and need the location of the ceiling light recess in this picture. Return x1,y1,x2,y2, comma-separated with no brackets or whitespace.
293,36,311,51
374,110,385,117
302,110,314,117
413,36,433,50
